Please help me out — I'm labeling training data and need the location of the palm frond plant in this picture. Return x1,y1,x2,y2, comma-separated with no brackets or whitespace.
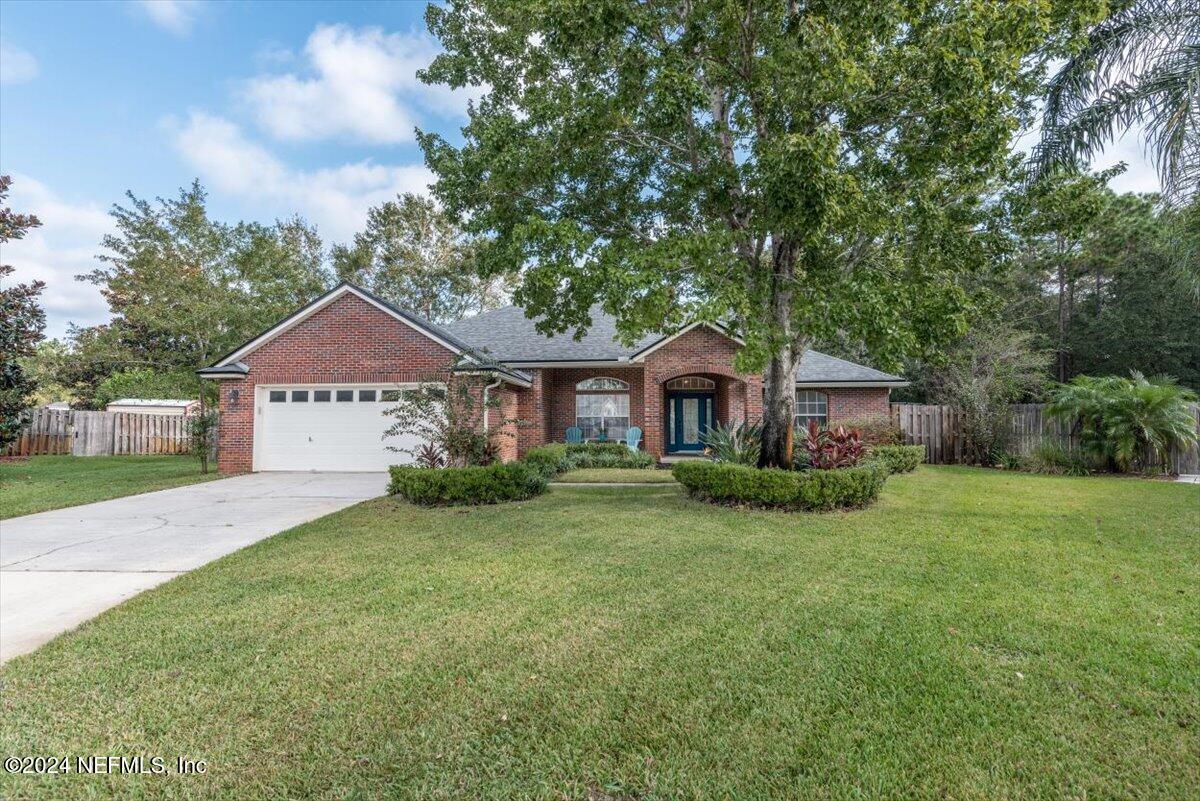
1034,0,1200,204
700,420,762,466
1048,371,1198,472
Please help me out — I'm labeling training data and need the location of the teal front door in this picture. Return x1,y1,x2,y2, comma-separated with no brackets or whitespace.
666,393,714,452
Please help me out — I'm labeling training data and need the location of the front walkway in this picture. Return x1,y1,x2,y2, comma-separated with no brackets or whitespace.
0,472,387,662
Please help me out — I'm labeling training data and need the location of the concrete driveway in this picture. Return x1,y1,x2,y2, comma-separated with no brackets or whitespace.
0,472,387,663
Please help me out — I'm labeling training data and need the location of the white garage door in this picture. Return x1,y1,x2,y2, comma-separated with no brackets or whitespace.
257,386,424,472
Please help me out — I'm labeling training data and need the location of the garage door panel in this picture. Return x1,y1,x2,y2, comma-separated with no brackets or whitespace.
258,386,422,472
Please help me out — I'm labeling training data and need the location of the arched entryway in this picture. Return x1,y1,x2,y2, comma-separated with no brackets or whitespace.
664,376,718,453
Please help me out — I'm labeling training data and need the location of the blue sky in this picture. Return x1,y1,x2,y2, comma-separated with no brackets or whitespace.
1,0,1162,339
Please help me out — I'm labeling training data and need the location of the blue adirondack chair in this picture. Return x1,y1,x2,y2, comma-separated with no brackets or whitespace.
565,426,584,444
625,426,642,452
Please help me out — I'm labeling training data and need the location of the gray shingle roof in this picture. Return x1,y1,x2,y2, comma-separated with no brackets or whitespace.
791,350,905,384
444,305,660,362
445,306,906,384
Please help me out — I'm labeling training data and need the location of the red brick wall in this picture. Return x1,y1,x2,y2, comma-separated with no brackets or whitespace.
542,367,646,446
821,387,892,423
488,385,521,462
213,292,456,473
514,369,546,456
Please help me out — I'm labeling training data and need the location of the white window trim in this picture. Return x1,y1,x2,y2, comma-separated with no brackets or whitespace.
576,376,630,391
665,376,716,391
574,391,631,441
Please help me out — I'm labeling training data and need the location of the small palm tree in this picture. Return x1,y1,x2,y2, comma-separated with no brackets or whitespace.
1035,0,1199,203
1049,371,1198,471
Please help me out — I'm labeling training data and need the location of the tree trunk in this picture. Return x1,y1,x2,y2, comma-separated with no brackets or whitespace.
760,344,801,468
1056,255,1068,382
758,242,800,468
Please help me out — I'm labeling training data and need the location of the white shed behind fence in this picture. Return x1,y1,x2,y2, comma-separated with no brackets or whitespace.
104,398,199,416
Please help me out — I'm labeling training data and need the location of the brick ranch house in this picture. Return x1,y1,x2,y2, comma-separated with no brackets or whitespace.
199,283,906,474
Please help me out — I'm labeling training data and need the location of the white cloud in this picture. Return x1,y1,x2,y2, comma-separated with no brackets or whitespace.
1,175,113,339
240,24,473,145
1012,119,1162,195
168,111,434,241
134,0,202,37
1091,128,1162,195
0,43,39,84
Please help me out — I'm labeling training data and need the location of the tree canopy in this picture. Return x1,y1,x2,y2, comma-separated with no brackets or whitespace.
0,175,47,444
67,181,333,406
418,0,1106,464
332,193,513,324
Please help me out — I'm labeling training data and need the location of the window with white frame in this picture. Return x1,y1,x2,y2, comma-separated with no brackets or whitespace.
576,378,630,440
665,376,716,391
576,377,629,391
794,390,828,428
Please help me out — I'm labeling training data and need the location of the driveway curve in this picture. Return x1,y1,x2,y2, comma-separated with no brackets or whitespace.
0,472,387,662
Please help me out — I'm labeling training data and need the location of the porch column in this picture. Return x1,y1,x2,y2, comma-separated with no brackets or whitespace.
516,369,547,457
643,375,664,459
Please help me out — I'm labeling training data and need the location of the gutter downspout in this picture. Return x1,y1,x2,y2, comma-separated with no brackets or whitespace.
482,376,502,433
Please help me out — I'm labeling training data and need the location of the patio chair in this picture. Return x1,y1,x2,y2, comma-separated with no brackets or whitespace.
625,426,642,452
565,426,584,444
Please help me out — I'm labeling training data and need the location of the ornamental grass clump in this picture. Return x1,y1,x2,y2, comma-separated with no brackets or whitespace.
700,421,762,466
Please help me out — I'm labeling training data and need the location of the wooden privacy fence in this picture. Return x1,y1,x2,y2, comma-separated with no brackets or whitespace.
2,409,194,457
891,402,1200,474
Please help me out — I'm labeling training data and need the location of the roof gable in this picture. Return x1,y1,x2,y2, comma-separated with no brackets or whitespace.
207,283,473,369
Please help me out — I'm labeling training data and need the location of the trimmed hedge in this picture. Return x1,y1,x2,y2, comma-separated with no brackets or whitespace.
867,445,925,475
672,460,887,512
566,442,629,457
525,442,654,476
388,463,548,506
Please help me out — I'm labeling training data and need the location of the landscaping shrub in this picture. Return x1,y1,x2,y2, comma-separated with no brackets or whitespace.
1018,441,1092,476
1048,372,1198,472
523,444,570,478
388,463,548,506
672,460,886,512
563,442,654,470
519,442,654,479
866,444,924,474
566,441,629,457
837,417,904,445
799,420,865,469
700,420,761,465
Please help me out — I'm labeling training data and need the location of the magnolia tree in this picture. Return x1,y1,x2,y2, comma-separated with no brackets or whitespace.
417,0,1104,467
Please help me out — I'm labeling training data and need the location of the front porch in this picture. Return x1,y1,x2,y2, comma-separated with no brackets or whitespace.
532,366,762,461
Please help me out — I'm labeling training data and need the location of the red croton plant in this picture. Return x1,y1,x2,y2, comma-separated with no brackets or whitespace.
801,420,865,469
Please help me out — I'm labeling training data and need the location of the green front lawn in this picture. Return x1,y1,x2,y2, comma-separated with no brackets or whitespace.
556,467,677,483
0,455,219,519
2,468,1197,799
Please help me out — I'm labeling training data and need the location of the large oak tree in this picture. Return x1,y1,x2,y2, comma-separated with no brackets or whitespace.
419,0,1105,466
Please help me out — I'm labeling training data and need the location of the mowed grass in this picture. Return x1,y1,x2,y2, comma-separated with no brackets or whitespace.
0,455,219,519
556,467,677,483
1,467,1197,800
